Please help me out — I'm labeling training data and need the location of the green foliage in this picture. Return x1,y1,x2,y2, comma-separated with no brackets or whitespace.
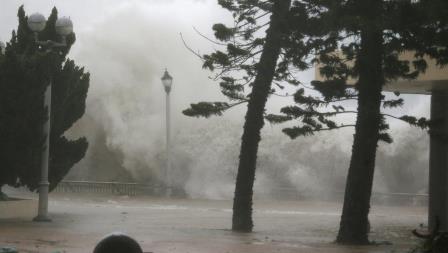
282,125,314,139
0,6,89,191
212,24,235,41
378,133,393,144
0,41,48,189
383,98,404,108
183,102,230,118
267,0,447,144
311,80,351,101
400,116,430,129
264,114,292,124
185,0,448,242
184,0,310,119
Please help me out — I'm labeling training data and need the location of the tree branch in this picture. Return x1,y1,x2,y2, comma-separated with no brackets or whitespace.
180,32,203,59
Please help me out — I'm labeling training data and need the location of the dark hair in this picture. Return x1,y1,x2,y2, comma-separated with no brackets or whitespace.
93,233,143,253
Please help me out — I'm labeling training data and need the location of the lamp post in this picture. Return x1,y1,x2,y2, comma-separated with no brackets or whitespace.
161,69,173,195
28,12,73,222
0,41,4,197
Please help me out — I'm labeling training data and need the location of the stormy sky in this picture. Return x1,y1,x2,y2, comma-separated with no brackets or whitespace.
0,0,430,117
0,0,431,198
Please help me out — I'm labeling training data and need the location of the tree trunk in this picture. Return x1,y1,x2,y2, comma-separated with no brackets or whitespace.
428,91,448,231
232,0,291,232
336,0,384,244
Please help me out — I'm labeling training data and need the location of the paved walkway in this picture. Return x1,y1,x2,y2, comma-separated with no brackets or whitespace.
0,193,425,253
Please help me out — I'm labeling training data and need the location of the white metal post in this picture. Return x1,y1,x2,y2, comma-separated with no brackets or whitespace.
34,80,52,222
28,12,72,222
165,90,171,195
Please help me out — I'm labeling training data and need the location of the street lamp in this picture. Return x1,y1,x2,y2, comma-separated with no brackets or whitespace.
28,12,73,222
161,69,173,195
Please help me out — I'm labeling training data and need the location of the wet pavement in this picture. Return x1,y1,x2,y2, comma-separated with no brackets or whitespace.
0,193,425,253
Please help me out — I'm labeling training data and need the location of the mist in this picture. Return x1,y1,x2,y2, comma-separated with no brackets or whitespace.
0,0,431,200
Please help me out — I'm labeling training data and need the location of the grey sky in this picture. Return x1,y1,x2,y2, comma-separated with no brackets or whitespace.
0,0,430,119
0,0,434,198
0,1,432,150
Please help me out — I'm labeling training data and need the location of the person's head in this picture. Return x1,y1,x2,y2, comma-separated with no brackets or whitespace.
93,233,143,253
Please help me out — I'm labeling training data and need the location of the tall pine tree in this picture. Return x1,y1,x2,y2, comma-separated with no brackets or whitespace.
183,0,299,231
267,0,447,244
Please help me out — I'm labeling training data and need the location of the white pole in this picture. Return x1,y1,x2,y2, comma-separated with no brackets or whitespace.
166,90,171,196
34,80,52,222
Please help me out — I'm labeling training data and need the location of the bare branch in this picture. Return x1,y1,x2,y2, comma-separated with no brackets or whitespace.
193,27,228,46
180,32,203,59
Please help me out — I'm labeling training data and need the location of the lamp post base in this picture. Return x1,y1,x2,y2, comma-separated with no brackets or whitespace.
33,215,52,222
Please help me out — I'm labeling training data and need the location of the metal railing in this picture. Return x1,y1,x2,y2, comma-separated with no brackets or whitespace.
53,181,156,196
52,181,428,205
255,187,428,205
371,191,428,205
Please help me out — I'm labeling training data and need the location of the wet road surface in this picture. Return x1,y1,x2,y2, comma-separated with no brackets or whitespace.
0,193,426,253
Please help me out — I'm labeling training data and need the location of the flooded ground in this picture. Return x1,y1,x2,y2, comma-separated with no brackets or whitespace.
0,191,425,253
